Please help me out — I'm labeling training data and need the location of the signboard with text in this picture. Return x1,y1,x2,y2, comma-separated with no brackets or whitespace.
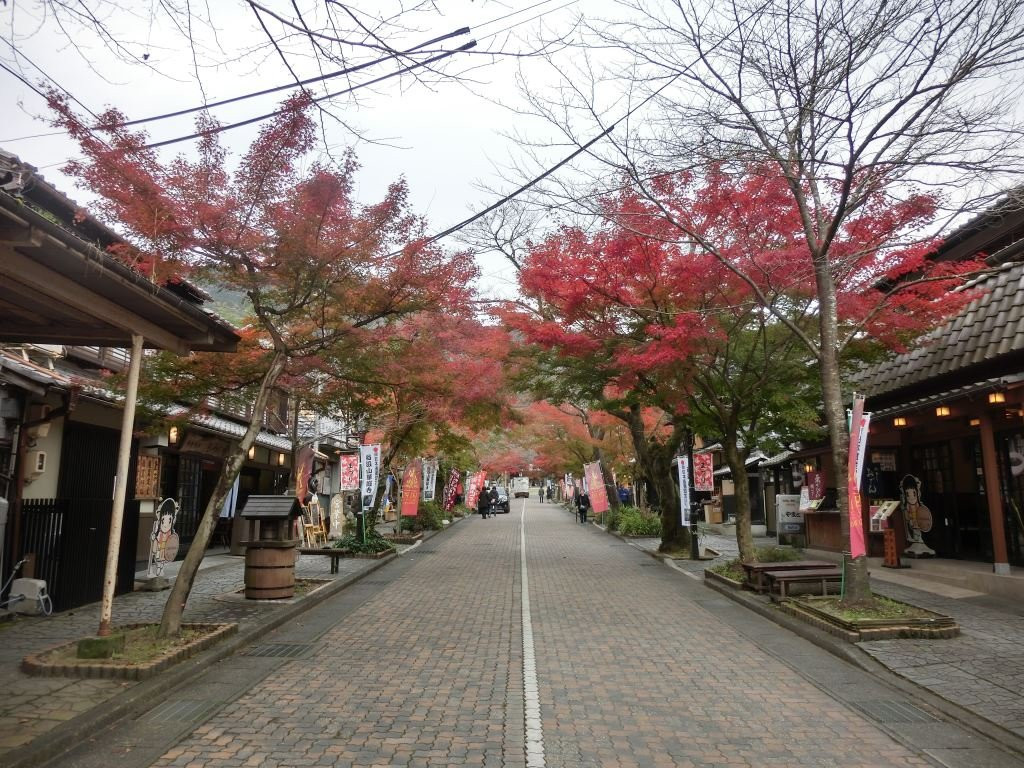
360,444,381,513
677,457,691,526
776,494,804,543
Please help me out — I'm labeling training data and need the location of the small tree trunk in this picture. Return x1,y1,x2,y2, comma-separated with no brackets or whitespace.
814,261,870,602
158,352,287,638
650,448,688,553
723,438,757,564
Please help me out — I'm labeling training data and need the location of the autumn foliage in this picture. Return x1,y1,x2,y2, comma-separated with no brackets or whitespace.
50,93,481,635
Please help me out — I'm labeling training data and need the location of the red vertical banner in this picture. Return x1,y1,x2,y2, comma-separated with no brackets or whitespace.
295,445,315,504
693,453,714,492
401,459,422,517
847,395,868,559
806,471,825,500
339,454,360,490
466,472,482,509
584,461,609,514
442,468,460,511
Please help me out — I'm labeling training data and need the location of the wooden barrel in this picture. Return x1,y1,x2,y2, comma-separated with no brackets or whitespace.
244,542,297,599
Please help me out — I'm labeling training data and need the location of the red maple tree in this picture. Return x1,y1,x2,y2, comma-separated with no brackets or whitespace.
51,93,478,636
506,170,980,556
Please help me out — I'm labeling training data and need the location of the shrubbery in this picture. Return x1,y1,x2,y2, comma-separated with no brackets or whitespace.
616,506,662,537
331,528,396,554
398,500,447,533
605,507,621,531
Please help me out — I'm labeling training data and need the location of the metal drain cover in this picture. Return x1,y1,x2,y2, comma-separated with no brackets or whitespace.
851,699,939,724
145,699,222,722
242,643,314,659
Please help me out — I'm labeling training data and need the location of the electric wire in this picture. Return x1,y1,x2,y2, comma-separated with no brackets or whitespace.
1,1,576,144
142,39,476,149
0,27,469,140
121,27,470,128
398,74,682,254
1,37,99,120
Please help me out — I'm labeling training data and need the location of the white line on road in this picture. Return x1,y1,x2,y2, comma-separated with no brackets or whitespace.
520,499,545,768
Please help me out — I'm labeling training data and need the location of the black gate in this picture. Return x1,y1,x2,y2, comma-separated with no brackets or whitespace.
17,422,139,612
21,497,139,612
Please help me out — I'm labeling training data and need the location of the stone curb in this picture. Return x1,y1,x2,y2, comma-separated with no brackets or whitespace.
21,622,238,682
3,538,418,768
702,574,1024,761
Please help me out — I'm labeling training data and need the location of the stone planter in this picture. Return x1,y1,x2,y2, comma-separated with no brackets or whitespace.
329,547,395,559
704,568,745,590
780,597,960,642
384,532,424,545
22,622,237,681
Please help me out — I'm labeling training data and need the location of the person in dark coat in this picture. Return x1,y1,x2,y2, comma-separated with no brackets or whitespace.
488,485,500,516
577,491,591,524
477,488,491,518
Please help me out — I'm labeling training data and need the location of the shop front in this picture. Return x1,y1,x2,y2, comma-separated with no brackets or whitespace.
154,426,292,562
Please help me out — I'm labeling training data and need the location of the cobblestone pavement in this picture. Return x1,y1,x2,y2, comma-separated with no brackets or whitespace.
151,508,524,768
0,547,389,758
859,583,1024,739
131,502,945,768
529,507,930,768
624,522,1024,743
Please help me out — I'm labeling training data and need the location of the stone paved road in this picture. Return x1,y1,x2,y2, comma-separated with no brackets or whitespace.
127,500,964,768
0,549,385,758
628,527,1024,742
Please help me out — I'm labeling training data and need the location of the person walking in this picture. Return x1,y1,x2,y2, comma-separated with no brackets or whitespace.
538,485,545,503
577,491,591,524
546,485,553,503
477,488,491,519
488,485,500,518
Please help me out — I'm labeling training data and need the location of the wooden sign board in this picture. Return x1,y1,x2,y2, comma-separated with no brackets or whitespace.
135,455,162,499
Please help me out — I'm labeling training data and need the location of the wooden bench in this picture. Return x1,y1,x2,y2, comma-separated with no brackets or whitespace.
299,547,344,574
741,560,835,593
765,567,842,600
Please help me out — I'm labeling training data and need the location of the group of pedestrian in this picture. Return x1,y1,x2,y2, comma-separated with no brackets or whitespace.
537,485,554,503
477,485,500,519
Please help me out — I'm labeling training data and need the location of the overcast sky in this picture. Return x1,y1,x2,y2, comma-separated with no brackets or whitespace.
1,1,599,297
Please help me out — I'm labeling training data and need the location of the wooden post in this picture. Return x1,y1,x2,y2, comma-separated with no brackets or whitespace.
98,333,144,636
978,412,1011,575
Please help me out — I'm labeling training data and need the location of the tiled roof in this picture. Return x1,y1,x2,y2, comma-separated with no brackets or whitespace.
855,261,1024,400
168,406,292,451
869,373,1024,418
759,450,794,468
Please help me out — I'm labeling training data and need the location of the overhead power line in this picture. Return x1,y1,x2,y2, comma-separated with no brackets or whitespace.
404,74,682,254
122,27,470,128
143,40,476,149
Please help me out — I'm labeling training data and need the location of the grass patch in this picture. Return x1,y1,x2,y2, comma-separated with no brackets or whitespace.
808,594,934,621
709,545,804,584
658,545,691,559
756,545,806,562
45,625,206,665
709,561,746,582
292,578,330,598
